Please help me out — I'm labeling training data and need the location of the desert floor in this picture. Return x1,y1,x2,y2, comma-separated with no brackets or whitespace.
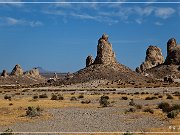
0,86,180,135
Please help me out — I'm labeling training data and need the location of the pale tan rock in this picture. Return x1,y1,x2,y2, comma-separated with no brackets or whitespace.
136,45,164,73
11,64,23,76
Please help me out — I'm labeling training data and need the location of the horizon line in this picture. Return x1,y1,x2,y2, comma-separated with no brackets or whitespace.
1,1,180,4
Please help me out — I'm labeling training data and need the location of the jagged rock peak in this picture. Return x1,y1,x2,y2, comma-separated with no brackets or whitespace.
25,68,40,77
94,33,116,65
1,70,8,77
86,55,94,67
165,38,180,65
10,64,24,76
136,45,164,73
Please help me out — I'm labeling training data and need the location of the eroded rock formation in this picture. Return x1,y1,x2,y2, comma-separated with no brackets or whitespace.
94,34,116,65
25,68,40,77
10,64,24,76
1,70,8,77
136,45,164,73
165,38,180,65
86,55,94,67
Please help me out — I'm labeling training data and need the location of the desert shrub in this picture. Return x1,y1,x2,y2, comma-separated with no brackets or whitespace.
4,95,11,100
99,95,110,107
154,93,159,96
121,96,128,100
127,108,136,113
134,92,139,95
129,99,135,106
135,104,142,109
123,131,133,135
173,91,180,96
26,106,41,117
166,94,174,99
158,102,171,113
33,95,38,99
158,95,163,98
39,93,48,98
51,94,64,100
81,99,91,104
9,103,13,106
141,92,145,95
0,128,14,135
143,108,154,114
171,104,180,110
167,110,180,118
78,94,84,99
70,96,77,101
145,96,158,100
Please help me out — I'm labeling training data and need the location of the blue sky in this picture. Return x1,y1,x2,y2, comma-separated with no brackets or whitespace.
0,0,180,73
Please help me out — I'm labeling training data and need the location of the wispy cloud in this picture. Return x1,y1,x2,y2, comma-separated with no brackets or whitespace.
155,7,175,19
154,21,163,26
0,0,23,7
0,17,43,27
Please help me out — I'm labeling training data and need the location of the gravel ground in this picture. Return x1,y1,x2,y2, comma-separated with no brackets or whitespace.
0,107,167,134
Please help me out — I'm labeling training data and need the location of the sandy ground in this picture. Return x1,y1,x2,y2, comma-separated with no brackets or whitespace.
0,87,180,134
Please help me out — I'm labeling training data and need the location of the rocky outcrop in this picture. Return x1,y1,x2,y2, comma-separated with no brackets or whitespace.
165,38,180,65
86,55,94,67
136,45,164,73
94,34,116,65
66,34,150,84
1,70,8,77
10,64,24,76
25,68,40,77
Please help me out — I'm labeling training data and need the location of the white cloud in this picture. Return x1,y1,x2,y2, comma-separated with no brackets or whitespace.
154,21,163,26
0,17,43,27
0,0,23,7
135,19,142,24
155,7,175,19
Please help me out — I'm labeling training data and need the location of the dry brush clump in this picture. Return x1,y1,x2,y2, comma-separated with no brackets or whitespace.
158,102,180,118
26,106,42,118
99,95,110,107
51,93,64,100
0,128,14,135
143,108,154,114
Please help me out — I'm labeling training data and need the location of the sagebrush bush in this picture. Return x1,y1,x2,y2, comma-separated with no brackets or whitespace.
70,96,77,101
33,95,38,99
143,108,154,114
4,95,11,100
78,94,84,99
99,95,110,107
167,110,180,118
145,96,158,100
166,94,174,99
121,96,128,100
135,104,142,109
129,99,135,106
158,102,171,113
39,93,48,98
51,94,64,100
0,128,14,135
81,99,91,104
26,106,41,117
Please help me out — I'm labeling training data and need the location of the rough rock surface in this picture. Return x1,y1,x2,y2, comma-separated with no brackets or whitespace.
86,55,94,67
165,38,180,65
25,68,40,78
67,34,150,84
94,34,116,65
10,64,24,76
136,45,164,73
1,70,8,77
